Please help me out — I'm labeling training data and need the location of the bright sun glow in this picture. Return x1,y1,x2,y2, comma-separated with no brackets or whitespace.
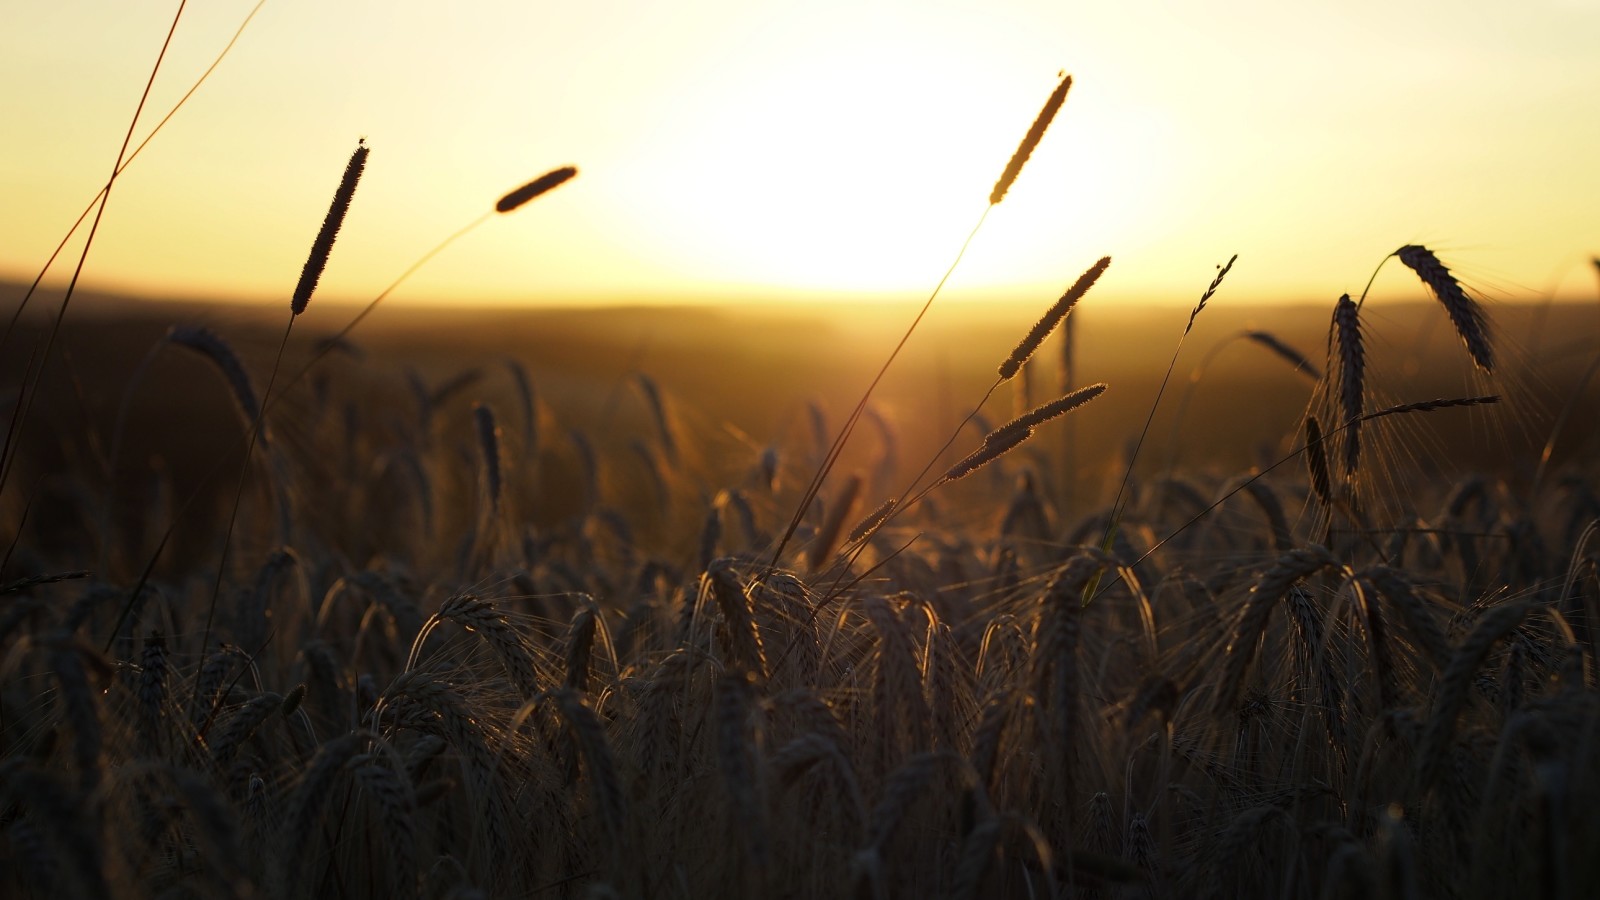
1,1,1598,307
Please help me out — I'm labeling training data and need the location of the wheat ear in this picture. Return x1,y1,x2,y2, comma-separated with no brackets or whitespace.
1242,330,1321,380
1395,244,1493,372
1418,602,1531,785
167,326,265,439
1332,294,1365,473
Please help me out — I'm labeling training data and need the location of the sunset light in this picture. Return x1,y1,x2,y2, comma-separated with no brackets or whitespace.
4,1,1599,308
6,5,1600,896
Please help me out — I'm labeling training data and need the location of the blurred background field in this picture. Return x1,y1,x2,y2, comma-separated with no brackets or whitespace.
8,277,1596,580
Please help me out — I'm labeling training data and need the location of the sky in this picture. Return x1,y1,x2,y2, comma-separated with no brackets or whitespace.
3,0,1599,310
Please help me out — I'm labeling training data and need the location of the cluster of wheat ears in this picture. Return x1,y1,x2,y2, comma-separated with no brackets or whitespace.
3,10,1599,900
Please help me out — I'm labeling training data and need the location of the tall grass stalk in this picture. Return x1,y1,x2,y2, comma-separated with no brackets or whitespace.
770,71,1074,569
0,1,190,503
196,140,368,678
1084,254,1235,606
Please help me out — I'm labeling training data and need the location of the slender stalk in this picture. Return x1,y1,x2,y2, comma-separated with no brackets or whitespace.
0,1,190,502
767,206,990,569
1,0,267,354
1084,255,1235,605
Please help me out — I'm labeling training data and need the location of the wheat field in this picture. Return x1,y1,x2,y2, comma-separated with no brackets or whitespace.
3,28,1599,900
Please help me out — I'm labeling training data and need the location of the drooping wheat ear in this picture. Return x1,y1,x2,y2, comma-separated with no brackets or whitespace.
564,602,597,693
1285,585,1347,750
1359,566,1451,670
991,383,1108,440
496,166,578,213
990,73,1071,205
503,357,538,450
935,426,1034,487
404,734,448,783
698,503,723,572
473,403,502,511
191,644,247,727
350,754,418,895
1303,415,1332,503
869,751,947,850
635,372,678,464
1032,551,1112,816
289,732,364,857
1217,545,1343,713
1331,294,1364,473
809,472,863,571
769,685,853,759
48,637,102,793
706,559,768,680
1395,244,1494,373
1242,330,1321,381
209,691,283,765
951,817,1003,900
968,690,1013,793
864,595,932,760
292,140,369,316
378,672,499,807
999,256,1110,380
150,764,248,888
1418,602,1530,786
167,325,266,439
768,733,864,826
1349,576,1401,709
714,672,768,866
1235,478,1294,553
434,594,541,701
552,688,626,841
137,630,167,750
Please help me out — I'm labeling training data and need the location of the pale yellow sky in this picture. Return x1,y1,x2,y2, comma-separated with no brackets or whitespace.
4,0,1598,309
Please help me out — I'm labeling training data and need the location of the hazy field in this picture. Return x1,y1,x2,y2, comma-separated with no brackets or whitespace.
4,265,1598,898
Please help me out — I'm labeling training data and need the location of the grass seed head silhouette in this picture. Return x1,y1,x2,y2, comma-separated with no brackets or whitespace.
989,73,1071,205
292,140,369,316
497,166,578,213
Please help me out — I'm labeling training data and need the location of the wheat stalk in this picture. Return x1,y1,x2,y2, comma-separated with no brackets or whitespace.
474,403,503,512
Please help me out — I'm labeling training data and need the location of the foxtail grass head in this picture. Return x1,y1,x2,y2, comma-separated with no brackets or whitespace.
989,73,1071,206
497,166,578,213
292,140,369,316
999,256,1109,381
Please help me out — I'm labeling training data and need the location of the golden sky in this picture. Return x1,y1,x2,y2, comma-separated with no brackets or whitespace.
4,0,1599,309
